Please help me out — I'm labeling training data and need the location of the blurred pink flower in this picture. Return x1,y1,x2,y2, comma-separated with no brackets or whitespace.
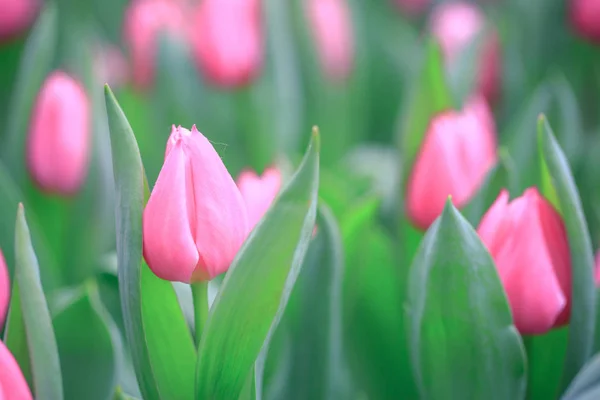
394,0,429,17
430,1,501,104
570,0,600,44
478,188,571,335
406,95,497,229
143,125,249,283
94,44,130,89
0,0,38,41
190,0,262,87
237,167,282,230
306,0,354,82
27,71,90,195
0,340,32,400
123,0,187,89
0,250,9,329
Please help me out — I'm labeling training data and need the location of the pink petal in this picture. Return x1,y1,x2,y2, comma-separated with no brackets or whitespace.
0,0,38,40
143,141,199,283
570,0,600,43
0,250,8,329
0,340,33,400
237,167,282,229
477,189,510,257
430,2,484,62
185,126,249,278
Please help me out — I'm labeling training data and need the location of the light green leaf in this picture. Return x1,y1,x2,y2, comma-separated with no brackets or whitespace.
407,200,526,400
105,85,197,400
538,115,596,391
562,352,600,400
196,129,320,399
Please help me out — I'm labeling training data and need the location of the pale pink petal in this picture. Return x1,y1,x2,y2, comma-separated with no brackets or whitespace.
430,2,484,62
394,0,429,16
143,142,199,283
237,167,282,229
27,71,90,195
185,126,249,278
595,250,600,286
477,189,510,257
0,340,33,400
0,250,8,329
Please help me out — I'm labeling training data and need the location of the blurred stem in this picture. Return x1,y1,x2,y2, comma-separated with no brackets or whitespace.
191,281,209,349
523,336,533,399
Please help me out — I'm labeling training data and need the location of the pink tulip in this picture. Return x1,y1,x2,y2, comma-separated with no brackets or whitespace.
143,125,249,282
123,0,187,89
306,0,354,82
570,0,600,44
595,251,600,285
94,44,130,89
430,2,501,104
0,0,38,40
477,188,571,335
190,0,262,88
394,0,429,17
0,250,9,329
237,167,282,230
0,340,33,400
406,95,497,229
27,71,90,195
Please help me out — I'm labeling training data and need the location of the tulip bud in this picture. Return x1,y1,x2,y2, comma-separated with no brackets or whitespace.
0,0,38,41
477,188,571,335
406,96,497,229
430,2,501,104
190,0,262,88
570,0,600,44
0,250,9,329
237,167,282,230
123,0,187,89
306,0,354,82
0,340,33,399
143,125,249,283
94,44,130,89
27,71,90,195
394,0,429,17
595,250,600,285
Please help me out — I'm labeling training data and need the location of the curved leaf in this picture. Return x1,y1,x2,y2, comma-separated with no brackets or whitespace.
195,129,320,399
562,352,600,400
105,85,196,400
407,200,526,400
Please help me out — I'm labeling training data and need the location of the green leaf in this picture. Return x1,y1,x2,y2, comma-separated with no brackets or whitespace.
1,3,57,185
538,115,596,391
10,204,63,399
196,129,320,399
525,328,568,400
105,85,197,400
53,282,117,400
446,29,485,108
562,352,600,400
407,200,526,400
262,204,349,399
399,39,453,176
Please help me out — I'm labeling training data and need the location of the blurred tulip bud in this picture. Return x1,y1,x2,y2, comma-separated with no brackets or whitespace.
237,167,282,230
0,340,33,400
478,188,571,335
570,0,600,44
406,96,496,229
0,0,38,41
306,0,354,82
94,44,130,89
430,1,501,104
394,0,429,17
27,71,90,195
143,125,249,283
595,250,600,284
123,0,187,89
190,0,262,87
0,250,8,329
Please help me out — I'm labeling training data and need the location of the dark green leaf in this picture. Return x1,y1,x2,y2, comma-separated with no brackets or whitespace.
538,116,596,391
407,200,526,400
105,85,196,400
196,129,320,399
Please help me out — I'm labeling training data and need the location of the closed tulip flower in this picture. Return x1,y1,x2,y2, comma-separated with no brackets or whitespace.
406,96,497,229
306,0,354,82
0,250,8,329
477,188,571,335
237,167,282,230
0,340,33,400
143,125,249,283
27,71,90,195
0,0,38,40
570,0,600,44
190,0,262,87
123,0,187,89
430,2,501,104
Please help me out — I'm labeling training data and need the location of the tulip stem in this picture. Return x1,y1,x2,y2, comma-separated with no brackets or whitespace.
191,281,209,349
